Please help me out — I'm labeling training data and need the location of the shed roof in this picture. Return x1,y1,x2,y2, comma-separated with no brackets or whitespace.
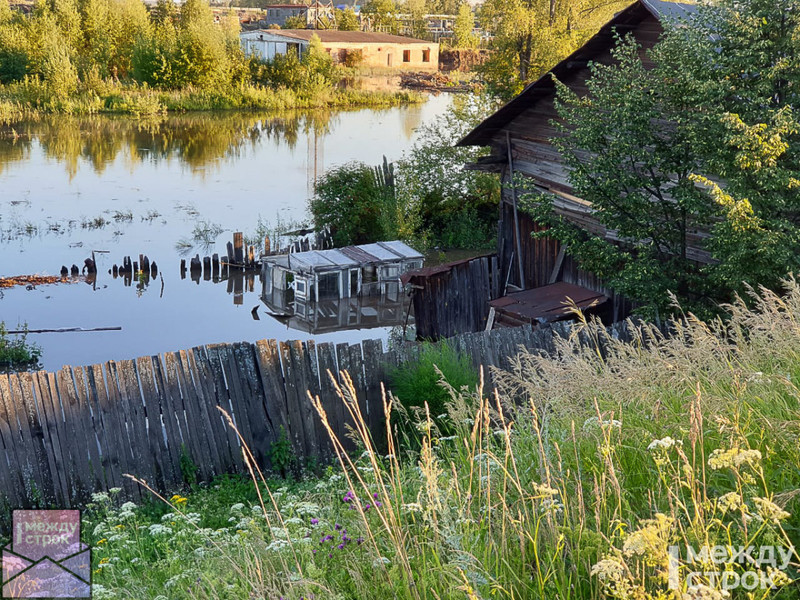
249,29,433,44
377,240,425,260
458,0,698,147
265,240,423,273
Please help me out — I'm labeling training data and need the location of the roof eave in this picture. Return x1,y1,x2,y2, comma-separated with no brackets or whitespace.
457,0,652,148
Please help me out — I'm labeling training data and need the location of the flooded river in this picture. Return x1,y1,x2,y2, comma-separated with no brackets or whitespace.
0,95,452,370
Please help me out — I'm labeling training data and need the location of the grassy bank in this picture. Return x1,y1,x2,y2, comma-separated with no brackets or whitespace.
0,83,422,123
82,282,800,599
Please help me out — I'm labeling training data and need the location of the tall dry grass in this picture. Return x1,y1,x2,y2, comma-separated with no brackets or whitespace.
92,280,800,599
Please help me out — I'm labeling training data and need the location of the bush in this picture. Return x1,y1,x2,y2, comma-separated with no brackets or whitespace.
342,48,363,68
310,161,397,246
0,322,41,371
389,341,478,443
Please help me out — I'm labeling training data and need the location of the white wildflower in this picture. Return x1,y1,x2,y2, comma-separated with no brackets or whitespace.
682,584,729,600
647,436,682,451
591,557,626,582
752,497,790,523
147,524,173,536
716,492,743,514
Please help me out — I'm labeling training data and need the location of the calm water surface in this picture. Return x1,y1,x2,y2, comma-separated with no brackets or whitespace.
0,95,452,370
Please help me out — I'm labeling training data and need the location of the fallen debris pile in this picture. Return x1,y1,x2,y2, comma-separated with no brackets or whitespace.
400,72,476,93
0,275,71,289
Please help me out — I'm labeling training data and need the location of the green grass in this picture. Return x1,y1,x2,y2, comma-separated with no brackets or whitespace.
84,282,800,600
0,83,423,124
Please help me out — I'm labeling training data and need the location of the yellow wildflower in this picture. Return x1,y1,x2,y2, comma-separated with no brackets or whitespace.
707,448,761,470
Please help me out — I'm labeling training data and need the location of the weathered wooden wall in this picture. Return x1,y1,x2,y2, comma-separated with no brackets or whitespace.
0,320,639,509
409,255,502,340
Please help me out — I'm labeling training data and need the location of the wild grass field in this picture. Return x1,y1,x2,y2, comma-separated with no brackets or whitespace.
83,281,800,600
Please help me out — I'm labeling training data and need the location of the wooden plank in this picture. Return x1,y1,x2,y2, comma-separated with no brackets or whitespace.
73,367,105,493
190,347,235,473
168,351,210,482
0,374,24,508
101,362,141,500
0,374,30,506
32,372,69,506
136,356,173,490
150,355,187,485
216,344,257,462
15,372,55,504
346,343,369,439
253,339,290,460
163,352,202,483
289,341,320,460
178,349,218,480
85,366,122,495
115,360,156,490
185,348,226,476
279,341,308,458
316,342,348,453
232,342,275,469
361,339,386,445
205,345,245,471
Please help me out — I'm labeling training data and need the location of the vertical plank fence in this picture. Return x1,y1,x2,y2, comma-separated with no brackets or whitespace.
0,319,641,508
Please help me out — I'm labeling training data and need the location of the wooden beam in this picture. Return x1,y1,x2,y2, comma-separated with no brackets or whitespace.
549,246,566,284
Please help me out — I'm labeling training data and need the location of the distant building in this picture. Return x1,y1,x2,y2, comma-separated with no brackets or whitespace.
240,29,439,70
259,3,334,28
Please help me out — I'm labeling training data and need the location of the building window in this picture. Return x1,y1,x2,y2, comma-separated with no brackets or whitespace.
422,49,430,62
403,49,411,62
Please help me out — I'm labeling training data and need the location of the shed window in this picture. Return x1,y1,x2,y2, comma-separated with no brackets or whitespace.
422,49,430,62
402,49,411,62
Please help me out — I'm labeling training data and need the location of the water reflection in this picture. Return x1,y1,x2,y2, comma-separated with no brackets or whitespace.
0,110,348,178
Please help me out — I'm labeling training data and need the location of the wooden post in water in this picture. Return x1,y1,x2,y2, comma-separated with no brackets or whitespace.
233,232,244,267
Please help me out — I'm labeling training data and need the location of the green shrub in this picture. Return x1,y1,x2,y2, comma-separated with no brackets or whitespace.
0,322,41,372
389,341,478,444
310,161,395,246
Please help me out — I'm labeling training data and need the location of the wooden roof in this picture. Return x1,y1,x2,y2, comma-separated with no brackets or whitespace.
458,0,698,148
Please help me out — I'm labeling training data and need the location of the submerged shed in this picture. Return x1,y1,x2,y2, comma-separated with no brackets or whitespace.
261,240,423,308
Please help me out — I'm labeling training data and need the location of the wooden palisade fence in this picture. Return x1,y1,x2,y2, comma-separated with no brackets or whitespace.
0,320,640,509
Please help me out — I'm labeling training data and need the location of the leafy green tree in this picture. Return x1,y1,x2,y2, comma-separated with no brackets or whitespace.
151,0,178,28
398,93,499,247
362,0,400,34
311,162,395,246
404,0,427,39
477,0,627,99
528,0,800,316
282,14,307,29
334,7,359,31
0,3,29,83
452,3,477,49
0,0,11,23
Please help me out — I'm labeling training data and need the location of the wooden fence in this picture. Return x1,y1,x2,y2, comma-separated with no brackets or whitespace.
406,254,503,340
0,319,636,509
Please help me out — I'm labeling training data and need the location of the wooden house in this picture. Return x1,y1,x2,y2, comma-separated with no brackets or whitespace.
457,0,699,326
